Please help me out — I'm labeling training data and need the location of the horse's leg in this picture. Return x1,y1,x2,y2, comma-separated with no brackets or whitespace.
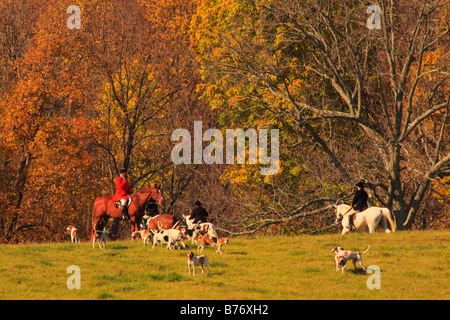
130,221,136,241
130,220,137,234
349,215,360,233
92,216,101,241
341,224,349,235
340,216,350,235
380,214,387,231
92,216,107,241
380,215,391,233
136,216,143,231
371,215,383,233
367,222,375,234
128,200,144,237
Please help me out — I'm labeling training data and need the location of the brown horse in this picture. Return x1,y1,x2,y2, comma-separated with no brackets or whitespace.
146,214,177,231
91,185,163,240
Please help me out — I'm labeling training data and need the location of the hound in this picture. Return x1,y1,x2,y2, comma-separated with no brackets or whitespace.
180,227,201,244
150,229,177,250
66,225,80,243
93,228,109,250
159,228,186,249
198,235,229,254
140,229,153,246
334,254,348,274
331,245,370,273
187,251,210,275
131,229,147,241
182,214,218,238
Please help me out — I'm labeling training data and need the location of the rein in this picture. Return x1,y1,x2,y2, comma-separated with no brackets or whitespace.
141,189,162,206
336,206,353,222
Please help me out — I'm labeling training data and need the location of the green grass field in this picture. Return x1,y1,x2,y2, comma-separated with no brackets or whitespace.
0,229,448,300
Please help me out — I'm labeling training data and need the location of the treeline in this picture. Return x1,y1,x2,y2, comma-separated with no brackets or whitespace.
0,0,448,243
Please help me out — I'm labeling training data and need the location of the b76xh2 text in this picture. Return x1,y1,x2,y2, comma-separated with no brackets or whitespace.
224,304,269,315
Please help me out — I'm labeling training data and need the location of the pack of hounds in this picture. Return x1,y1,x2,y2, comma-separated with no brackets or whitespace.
66,221,228,276
67,224,372,276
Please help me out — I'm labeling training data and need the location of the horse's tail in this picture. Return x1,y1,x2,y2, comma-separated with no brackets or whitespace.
382,208,396,232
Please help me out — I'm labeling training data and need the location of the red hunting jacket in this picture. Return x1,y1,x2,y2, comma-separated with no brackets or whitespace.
112,177,132,201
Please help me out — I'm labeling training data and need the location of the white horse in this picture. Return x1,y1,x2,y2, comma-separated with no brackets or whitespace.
182,214,218,238
334,204,396,235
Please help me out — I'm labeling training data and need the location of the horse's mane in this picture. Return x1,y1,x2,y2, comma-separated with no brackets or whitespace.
137,186,158,194
336,203,351,212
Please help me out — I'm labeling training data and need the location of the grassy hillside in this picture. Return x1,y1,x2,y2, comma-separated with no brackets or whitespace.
0,229,448,300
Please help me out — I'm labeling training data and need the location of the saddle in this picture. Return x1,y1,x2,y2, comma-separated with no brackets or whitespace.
353,206,368,218
115,196,132,208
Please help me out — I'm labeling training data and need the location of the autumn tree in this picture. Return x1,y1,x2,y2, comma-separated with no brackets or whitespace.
0,0,43,93
0,0,108,242
0,0,209,242
191,0,449,232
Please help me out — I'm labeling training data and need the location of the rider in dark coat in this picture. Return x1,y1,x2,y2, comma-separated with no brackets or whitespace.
347,181,369,230
352,182,369,211
190,200,208,226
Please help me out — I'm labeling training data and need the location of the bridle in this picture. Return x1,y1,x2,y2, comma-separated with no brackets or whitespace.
335,205,353,224
335,209,344,224
335,209,350,225
141,187,163,207
153,188,162,201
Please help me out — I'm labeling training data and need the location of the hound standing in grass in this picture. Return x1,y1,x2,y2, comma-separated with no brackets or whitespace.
198,235,229,254
334,255,348,274
187,251,210,275
159,228,186,249
331,245,370,273
66,225,80,243
151,230,176,249
131,229,147,242
93,228,109,249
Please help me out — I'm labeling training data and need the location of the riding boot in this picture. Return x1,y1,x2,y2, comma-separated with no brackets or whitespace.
347,215,355,231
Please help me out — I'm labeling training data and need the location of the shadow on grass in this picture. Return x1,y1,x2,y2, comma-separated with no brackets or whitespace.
147,272,188,282
350,268,367,275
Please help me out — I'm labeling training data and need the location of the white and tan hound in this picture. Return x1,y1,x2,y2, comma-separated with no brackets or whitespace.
334,255,348,274
66,225,80,243
198,235,229,254
331,245,370,273
187,251,210,275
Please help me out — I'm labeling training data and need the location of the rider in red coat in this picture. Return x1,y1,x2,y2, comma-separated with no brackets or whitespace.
112,168,133,220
